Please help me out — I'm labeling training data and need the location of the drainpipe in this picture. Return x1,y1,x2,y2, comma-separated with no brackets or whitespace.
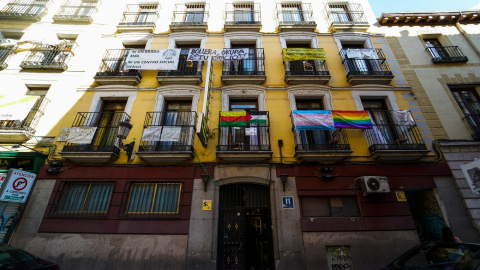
456,12,480,57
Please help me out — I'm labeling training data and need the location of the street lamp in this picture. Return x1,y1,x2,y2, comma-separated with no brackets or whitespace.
117,120,135,162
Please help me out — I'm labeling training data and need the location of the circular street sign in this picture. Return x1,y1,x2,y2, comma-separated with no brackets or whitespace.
13,178,28,191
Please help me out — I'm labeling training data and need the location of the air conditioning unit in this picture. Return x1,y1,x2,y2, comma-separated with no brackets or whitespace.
361,176,390,195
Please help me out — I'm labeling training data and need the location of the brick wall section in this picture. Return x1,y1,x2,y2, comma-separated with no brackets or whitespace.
386,37,448,142
439,142,480,237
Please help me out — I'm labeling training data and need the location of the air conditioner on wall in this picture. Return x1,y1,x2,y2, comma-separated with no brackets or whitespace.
361,176,390,196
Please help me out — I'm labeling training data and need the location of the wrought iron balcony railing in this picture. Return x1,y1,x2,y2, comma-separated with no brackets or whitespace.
53,0,99,23
222,48,265,76
426,46,468,63
276,3,315,25
0,0,49,21
225,3,261,25
96,49,142,78
20,41,77,70
0,45,16,70
293,129,351,151
118,4,159,26
327,3,368,26
340,49,392,77
217,111,271,151
157,49,203,76
463,114,480,141
284,59,329,76
364,110,427,152
171,3,208,25
0,96,49,134
62,112,131,154
138,111,197,152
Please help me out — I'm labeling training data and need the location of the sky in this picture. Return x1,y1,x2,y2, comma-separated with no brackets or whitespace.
369,0,480,17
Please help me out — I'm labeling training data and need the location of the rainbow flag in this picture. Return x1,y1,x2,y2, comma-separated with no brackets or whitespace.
292,110,335,130
332,110,372,129
220,111,252,127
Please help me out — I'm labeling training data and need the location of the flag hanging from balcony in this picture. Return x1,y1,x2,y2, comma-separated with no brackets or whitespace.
220,111,252,127
249,114,267,124
331,110,373,129
292,110,335,130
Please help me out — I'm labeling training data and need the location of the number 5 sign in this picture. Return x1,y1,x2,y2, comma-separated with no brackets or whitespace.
0,169,37,203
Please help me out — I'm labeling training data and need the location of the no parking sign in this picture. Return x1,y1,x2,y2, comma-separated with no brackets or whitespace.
0,169,36,203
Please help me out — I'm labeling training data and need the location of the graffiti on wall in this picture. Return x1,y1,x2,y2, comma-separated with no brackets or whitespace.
326,246,354,270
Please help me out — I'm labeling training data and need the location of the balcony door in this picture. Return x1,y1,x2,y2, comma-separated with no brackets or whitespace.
295,99,330,150
423,38,449,60
281,3,302,22
231,44,256,73
229,100,259,149
175,44,200,75
234,4,253,23
93,101,126,149
136,4,156,24
450,87,480,136
185,4,204,23
329,4,351,23
158,100,193,150
362,99,397,145
285,42,318,75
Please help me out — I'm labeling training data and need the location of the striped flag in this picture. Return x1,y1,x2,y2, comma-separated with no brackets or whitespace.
249,114,267,124
292,110,335,130
220,111,252,127
332,110,372,129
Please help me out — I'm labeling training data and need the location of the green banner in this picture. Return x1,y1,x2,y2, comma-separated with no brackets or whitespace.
282,48,326,61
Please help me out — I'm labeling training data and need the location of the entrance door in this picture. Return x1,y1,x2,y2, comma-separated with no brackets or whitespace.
217,184,275,270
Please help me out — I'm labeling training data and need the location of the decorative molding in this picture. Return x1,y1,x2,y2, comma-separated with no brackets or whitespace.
155,85,201,112
279,32,320,48
168,33,207,48
287,85,333,110
351,90,399,111
91,85,140,91
333,34,374,50
89,91,138,115
221,88,266,111
224,32,263,48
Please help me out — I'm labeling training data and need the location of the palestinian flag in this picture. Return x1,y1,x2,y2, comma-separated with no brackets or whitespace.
249,114,267,124
220,111,252,127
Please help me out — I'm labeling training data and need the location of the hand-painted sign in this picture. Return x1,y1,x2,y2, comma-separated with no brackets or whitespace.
0,169,37,203
66,127,97,144
187,48,249,61
0,95,38,121
282,48,326,61
124,49,181,70
282,196,294,209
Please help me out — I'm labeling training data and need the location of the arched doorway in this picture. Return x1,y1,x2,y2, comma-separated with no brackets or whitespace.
217,183,275,269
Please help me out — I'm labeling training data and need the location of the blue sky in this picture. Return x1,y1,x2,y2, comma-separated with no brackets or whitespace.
369,0,480,17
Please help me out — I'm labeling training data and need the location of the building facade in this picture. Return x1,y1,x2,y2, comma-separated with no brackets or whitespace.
0,0,476,269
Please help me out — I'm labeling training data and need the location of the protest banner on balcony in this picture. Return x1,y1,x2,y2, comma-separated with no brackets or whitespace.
0,95,39,121
124,49,181,70
187,48,249,61
282,48,326,61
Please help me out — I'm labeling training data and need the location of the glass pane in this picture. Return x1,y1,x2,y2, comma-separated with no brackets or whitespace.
59,183,88,211
83,183,113,212
153,183,181,213
331,197,360,217
127,183,155,213
302,197,330,217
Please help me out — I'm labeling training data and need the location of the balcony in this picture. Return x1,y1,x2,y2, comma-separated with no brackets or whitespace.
156,49,203,85
0,0,49,22
221,48,266,85
0,96,49,143
284,59,330,85
216,111,272,162
224,3,261,32
170,3,209,32
340,49,394,85
136,111,196,162
326,3,369,32
60,112,131,163
276,3,316,32
94,49,142,85
117,4,159,33
293,128,352,162
19,41,77,70
52,0,99,24
364,111,429,161
0,45,16,70
463,115,480,141
426,46,468,63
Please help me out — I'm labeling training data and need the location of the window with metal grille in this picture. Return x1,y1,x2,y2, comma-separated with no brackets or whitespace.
301,196,359,217
126,182,181,214
58,182,114,214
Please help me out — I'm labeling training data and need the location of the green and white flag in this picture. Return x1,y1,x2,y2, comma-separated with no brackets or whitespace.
248,115,267,124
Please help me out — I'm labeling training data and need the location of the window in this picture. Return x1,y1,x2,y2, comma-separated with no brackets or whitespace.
185,4,204,23
424,38,449,60
362,99,397,144
301,196,359,217
295,99,334,147
136,4,157,23
126,182,181,214
281,3,302,22
449,87,480,136
58,182,114,213
329,4,351,22
234,3,253,23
